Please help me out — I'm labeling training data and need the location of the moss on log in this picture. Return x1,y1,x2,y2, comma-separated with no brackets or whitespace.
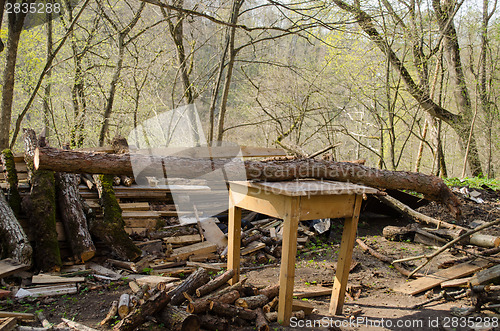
91,174,141,260
1,149,21,216
23,129,61,271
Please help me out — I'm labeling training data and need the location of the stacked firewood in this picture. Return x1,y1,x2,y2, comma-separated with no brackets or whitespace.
101,267,308,331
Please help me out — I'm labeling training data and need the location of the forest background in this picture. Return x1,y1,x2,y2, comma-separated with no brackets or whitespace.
0,0,498,179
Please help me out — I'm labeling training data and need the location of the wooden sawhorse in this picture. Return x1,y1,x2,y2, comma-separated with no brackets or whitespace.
227,180,377,325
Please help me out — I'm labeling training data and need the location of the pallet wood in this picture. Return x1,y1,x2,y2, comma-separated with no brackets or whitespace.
124,219,157,228
185,262,226,272
0,259,29,279
122,211,159,219
170,242,217,260
15,284,78,298
119,202,150,211
441,277,472,288
394,260,490,295
32,274,85,284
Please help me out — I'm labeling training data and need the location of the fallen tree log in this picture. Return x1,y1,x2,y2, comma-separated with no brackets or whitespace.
195,269,235,297
34,147,461,216
0,192,32,265
55,172,95,262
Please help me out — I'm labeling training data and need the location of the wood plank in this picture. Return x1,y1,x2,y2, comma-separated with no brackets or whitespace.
0,312,35,321
32,274,85,284
170,241,217,260
14,284,78,298
185,261,227,272
236,179,378,197
200,218,228,249
0,317,16,331
122,211,160,219
0,259,30,279
136,275,179,288
124,219,157,228
394,260,490,295
164,234,201,245
119,202,150,211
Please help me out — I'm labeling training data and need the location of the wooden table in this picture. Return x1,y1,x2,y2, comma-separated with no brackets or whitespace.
227,179,378,325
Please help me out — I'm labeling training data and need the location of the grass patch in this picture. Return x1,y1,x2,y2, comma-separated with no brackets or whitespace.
444,177,500,190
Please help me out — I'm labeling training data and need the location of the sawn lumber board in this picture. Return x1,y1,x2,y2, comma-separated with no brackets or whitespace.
394,260,490,295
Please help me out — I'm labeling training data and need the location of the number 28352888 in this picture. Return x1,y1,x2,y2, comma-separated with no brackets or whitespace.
6,2,61,14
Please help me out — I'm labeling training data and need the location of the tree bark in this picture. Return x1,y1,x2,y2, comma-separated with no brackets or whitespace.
255,308,269,331
0,191,32,265
34,147,461,216
198,314,229,331
0,5,28,149
169,267,210,306
91,174,141,261
258,284,279,300
209,301,256,320
158,305,200,331
2,149,21,216
235,294,269,309
55,172,96,262
195,269,235,297
23,129,60,272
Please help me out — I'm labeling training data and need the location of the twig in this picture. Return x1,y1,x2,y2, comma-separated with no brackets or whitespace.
307,143,342,159
356,239,423,278
410,289,466,309
407,218,500,278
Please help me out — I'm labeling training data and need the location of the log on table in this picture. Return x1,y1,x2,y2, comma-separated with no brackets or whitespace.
23,129,60,272
195,269,235,297
235,294,269,309
90,174,141,261
0,192,32,266
209,301,256,320
34,147,461,215
55,172,96,262
158,305,200,331
2,149,21,216
168,267,210,306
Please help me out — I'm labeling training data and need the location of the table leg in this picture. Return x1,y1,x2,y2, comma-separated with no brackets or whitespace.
278,197,300,326
330,194,363,315
227,204,242,285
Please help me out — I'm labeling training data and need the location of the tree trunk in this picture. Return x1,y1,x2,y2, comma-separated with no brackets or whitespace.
258,284,280,300
90,174,141,261
0,8,28,149
1,149,21,216
23,129,61,272
34,147,461,216
0,191,32,265
158,305,200,331
169,267,210,306
235,294,269,309
55,172,96,262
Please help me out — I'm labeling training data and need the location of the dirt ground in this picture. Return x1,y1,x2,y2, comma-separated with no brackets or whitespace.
2,185,500,331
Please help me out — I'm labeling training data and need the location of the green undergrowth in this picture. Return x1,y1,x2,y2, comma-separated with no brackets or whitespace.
444,177,500,191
